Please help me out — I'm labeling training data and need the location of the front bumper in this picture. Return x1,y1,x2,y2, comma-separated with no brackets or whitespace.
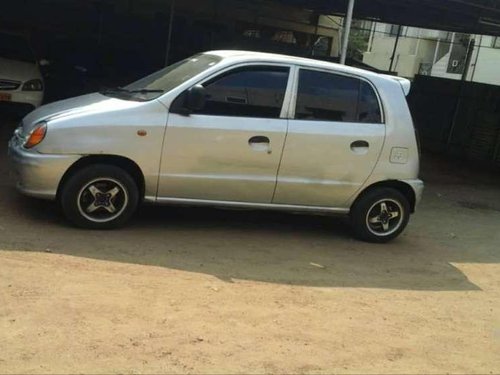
1,90,43,108
8,136,80,200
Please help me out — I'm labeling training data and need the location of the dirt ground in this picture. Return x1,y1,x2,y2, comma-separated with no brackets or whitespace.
0,115,499,374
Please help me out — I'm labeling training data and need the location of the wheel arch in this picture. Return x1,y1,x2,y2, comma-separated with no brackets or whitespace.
352,180,417,213
56,155,146,201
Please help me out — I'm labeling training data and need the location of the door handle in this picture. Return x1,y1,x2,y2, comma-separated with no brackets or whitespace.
249,136,270,144
350,140,370,154
351,140,369,148
249,136,272,154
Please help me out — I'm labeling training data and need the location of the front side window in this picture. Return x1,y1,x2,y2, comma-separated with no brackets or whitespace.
194,66,290,118
295,69,382,124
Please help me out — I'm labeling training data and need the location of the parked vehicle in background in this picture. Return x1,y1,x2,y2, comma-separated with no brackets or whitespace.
0,32,44,111
8,51,423,242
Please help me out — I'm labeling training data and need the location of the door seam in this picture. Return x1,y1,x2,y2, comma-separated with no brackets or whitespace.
154,103,170,201
271,119,290,203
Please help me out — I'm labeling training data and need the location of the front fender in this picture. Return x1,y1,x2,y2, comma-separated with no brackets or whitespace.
36,99,168,198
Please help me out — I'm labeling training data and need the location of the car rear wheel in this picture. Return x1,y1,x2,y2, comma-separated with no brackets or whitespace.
350,187,410,243
60,164,139,229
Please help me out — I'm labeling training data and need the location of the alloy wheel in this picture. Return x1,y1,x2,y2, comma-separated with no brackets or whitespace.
76,178,129,223
365,198,404,236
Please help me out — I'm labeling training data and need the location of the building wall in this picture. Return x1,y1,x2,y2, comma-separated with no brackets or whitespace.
363,23,500,85
472,47,500,85
318,15,342,56
363,37,436,78
430,35,500,85
430,57,461,80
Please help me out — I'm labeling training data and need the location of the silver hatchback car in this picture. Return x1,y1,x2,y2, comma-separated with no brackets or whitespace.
9,51,423,242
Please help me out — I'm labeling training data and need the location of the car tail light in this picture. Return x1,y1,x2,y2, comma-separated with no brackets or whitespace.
24,122,47,149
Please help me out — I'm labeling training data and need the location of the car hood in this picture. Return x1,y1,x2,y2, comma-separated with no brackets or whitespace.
22,93,147,134
0,57,41,83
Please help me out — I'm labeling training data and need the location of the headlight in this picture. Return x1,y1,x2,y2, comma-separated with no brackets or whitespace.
24,122,47,149
22,79,44,91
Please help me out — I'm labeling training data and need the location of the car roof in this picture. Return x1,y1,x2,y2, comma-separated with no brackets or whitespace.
205,50,408,92
207,50,380,78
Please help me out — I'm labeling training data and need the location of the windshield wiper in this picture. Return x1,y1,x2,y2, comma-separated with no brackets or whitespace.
126,88,164,94
101,87,164,94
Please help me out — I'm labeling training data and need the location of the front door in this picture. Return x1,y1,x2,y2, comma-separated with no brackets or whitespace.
274,68,386,207
158,65,291,203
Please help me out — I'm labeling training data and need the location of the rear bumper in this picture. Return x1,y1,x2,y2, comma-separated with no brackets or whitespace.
8,136,80,200
403,179,424,210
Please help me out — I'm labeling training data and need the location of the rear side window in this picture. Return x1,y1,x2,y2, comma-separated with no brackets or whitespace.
358,81,382,123
195,66,290,118
295,69,382,124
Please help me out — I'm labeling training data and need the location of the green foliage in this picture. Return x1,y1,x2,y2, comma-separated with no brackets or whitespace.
347,20,370,61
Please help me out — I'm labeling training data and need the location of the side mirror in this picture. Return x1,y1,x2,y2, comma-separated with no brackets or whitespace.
185,85,206,112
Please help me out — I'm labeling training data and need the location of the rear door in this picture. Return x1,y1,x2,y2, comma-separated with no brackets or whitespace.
273,68,385,207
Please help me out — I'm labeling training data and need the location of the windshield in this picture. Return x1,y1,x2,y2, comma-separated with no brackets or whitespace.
0,33,36,63
102,54,222,101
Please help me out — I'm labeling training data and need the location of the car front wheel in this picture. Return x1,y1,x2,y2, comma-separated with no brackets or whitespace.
350,187,410,243
60,164,139,229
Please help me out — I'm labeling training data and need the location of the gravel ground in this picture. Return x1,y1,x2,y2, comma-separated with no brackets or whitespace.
0,114,499,374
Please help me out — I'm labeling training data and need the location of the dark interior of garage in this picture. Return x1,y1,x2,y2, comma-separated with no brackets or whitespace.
2,0,500,96
0,0,349,103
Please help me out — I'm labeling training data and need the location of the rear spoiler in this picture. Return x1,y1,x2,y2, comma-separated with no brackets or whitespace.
382,75,411,96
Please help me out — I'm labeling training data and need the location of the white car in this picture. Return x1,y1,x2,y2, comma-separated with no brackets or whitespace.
0,32,44,110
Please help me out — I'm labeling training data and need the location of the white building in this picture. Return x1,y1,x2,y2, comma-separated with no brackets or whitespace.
362,23,500,85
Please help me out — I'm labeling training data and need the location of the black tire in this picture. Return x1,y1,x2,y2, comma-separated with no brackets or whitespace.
60,164,139,229
350,187,410,243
